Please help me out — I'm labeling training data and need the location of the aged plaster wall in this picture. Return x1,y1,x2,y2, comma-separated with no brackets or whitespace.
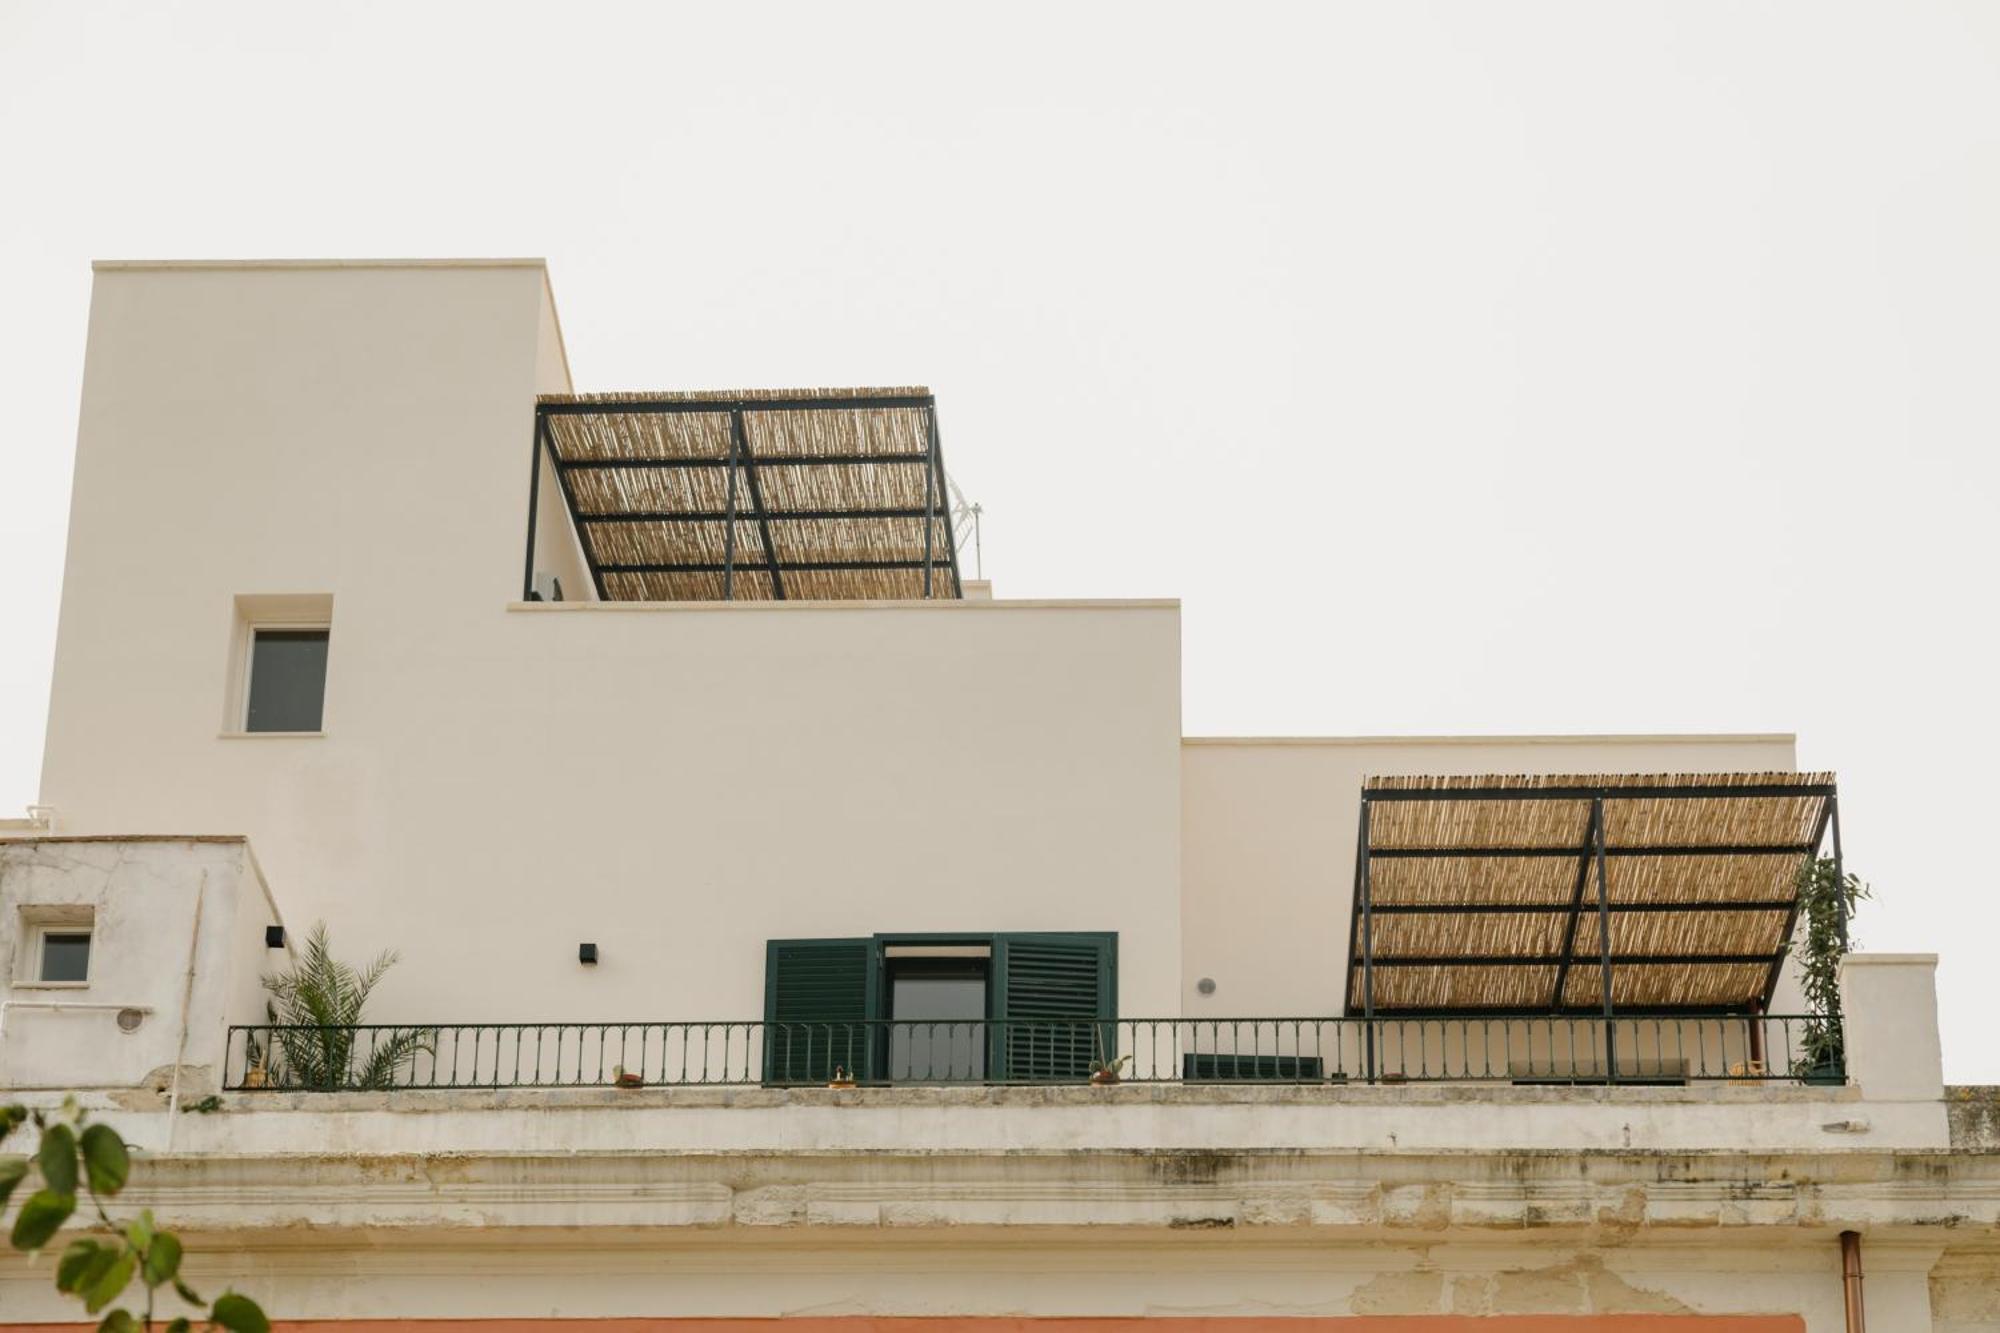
56,1141,1999,1235
0,1304,1816,1320
0,837,285,1091
71,1082,1938,1156
1929,1093,2000,1333
6,1115,1991,1326
1948,1087,2000,1151
0,1228,1948,1329
1932,1248,2000,1333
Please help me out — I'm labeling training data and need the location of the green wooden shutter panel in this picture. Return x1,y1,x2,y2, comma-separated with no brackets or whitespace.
996,933,1115,1081
764,938,872,1083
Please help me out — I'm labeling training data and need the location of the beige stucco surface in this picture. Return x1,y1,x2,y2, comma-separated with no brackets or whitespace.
36,262,1185,1022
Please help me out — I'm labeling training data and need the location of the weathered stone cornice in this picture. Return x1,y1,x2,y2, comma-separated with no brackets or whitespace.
108,1146,2000,1240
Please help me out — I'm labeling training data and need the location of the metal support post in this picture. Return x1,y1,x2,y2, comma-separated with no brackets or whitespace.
722,418,740,600
522,412,545,601
1360,796,1376,1083
1593,795,1616,1082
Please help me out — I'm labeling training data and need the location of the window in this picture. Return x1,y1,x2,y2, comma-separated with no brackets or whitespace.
245,628,330,732
15,910,95,986
886,947,990,1080
39,930,92,983
763,932,1115,1084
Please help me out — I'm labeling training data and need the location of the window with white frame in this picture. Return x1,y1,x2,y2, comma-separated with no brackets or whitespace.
227,594,334,735
16,909,95,986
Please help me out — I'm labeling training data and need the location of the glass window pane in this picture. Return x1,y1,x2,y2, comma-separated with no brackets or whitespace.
889,966,987,1080
41,932,91,982
247,629,329,732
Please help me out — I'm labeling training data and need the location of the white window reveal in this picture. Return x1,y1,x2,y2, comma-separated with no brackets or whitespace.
15,907,97,987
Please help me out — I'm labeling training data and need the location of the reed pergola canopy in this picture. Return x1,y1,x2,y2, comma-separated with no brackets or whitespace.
1345,772,1841,1017
524,387,962,603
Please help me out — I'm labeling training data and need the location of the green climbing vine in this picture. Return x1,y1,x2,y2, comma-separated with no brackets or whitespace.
1792,855,1868,1075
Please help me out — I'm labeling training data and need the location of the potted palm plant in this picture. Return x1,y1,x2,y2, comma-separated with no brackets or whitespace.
261,922,435,1090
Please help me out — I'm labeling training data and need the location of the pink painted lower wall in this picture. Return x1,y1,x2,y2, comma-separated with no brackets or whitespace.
5,1317,1808,1332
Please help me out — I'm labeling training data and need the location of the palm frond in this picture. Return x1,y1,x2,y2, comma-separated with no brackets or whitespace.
260,922,419,1089
355,1028,438,1089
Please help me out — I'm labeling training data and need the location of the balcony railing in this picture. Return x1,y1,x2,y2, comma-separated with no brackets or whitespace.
221,1014,1842,1092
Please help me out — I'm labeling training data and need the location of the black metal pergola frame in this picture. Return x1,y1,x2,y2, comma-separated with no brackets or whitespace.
521,393,963,603
1344,779,1843,1076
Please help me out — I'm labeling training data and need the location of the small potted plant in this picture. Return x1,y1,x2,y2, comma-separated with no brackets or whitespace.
613,1064,645,1089
1089,1055,1130,1087
241,1036,269,1089
826,1065,858,1090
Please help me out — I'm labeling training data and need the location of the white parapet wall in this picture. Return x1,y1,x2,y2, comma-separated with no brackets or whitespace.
0,836,287,1100
1838,952,1947,1107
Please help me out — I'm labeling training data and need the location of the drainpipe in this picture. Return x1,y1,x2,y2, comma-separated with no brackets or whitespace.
1840,1230,1866,1333
164,874,208,1150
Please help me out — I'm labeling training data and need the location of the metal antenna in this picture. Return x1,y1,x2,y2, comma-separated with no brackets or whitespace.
947,474,984,580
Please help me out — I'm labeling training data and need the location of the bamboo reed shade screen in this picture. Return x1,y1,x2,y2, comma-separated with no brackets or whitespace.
535,388,960,603
1345,772,1836,1015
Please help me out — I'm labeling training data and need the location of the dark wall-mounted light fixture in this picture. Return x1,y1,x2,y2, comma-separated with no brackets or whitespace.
578,942,599,966
265,925,286,948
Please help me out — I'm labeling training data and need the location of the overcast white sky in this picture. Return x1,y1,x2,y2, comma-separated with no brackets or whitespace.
2,2,1996,1079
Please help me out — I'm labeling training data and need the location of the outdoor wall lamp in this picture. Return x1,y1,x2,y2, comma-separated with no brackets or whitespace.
578,943,599,966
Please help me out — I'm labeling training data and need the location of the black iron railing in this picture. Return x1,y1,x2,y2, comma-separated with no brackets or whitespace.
221,1014,1840,1092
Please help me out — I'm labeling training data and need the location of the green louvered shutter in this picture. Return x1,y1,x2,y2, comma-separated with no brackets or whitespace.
764,938,875,1083
994,932,1116,1081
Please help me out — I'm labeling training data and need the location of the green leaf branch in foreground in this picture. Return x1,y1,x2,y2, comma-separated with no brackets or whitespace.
1,1096,268,1332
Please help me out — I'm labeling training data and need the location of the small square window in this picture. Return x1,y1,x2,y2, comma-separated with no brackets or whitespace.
39,931,92,983
246,628,330,732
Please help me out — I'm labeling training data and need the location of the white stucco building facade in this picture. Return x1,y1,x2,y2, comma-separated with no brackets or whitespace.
1,259,1994,1332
